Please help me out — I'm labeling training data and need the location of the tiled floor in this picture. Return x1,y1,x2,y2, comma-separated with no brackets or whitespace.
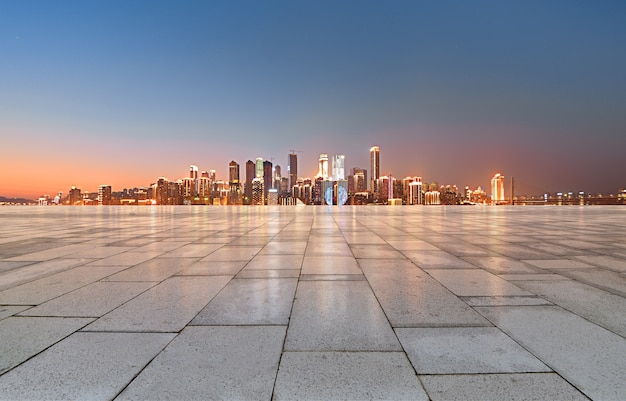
0,205,625,400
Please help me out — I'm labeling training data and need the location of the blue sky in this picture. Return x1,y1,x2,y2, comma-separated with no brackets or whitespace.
1,0,625,197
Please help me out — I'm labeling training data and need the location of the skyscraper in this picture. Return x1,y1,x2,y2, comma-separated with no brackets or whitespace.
245,160,255,204
288,152,298,195
190,165,199,196
98,185,112,205
332,155,345,181
255,157,264,179
318,154,329,180
251,178,264,205
370,146,380,193
263,160,273,199
491,173,505,204
155,178,168,205
229,161,240,184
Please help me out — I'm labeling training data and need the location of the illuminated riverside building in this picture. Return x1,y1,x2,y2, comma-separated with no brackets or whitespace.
169,181,183,205
68,186,82,205
332,155,345,180
491,173,505,204
255,158,264,179
198,177,211,204
351,168,367,193
251,178,264,205
425,190,441,205
155,178,168,205
245,160,255,204
229,161,240,184
318,154,329,180
288,152,298,196
267,189,278,205
263,160,273,199
408,179,423,205
402,177,422,204
370,146,380,193
182,177,194,203
189,165,199,196
98,185,112,205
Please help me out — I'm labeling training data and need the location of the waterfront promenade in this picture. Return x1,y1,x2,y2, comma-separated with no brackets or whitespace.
0,205,625,400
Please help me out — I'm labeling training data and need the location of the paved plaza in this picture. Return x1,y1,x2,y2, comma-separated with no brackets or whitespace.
0,205,625,400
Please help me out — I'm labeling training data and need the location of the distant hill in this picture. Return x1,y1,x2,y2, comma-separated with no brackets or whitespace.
0,196,36,204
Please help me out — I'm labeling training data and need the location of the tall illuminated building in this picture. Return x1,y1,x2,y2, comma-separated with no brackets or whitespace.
245,160,255,204
255,157,264,179
288,152,298,195
229,161,240,184
98,185,112,205
251,178,264,205
370,146,380,193
318,154,329,180
332,155,345,180
198,176,211,204
408,178,423,205
190,165,199,196
491,173,505,204
155,178,168,205
182,177,194,202
263,160,273,199
274,165,282,193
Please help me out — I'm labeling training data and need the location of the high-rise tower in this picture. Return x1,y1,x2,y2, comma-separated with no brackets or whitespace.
491,173,505,204
255,158,264,179
288,152,298,195
332,155,345,181
370,146,380,193
245,160,255,204
263,160,273,199
318,154,329,180
229,161,240,184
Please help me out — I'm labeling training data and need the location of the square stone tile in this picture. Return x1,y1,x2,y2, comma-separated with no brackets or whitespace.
103,257,199,281
258,241,307,255
523,259,596,270
116,326,284,401
515,280,626,337
463,256,541,274
274,352,428,400
426,269,532,296
18,281,156,317
386,239,440,251
159,243,223,258
244,254,303,270
403,250,477,269
177,260,247,275
0,332,174,400
359,259,489,327
0,258,96,291
0,316,92,374
461,296,553,307
305,242,352,256
477,305,626,401
0,265,129,305
285,281,401,351
420,373,588,401
397,327,550,374
573,255,626,272
350,244,405,259
191,278,297,325
0,305,30,321
83,276,231,332
199,246,262,261
301,256,362,275
235,269,300,278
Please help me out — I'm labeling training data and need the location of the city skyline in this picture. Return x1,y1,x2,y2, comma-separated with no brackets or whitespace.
2,1,626,198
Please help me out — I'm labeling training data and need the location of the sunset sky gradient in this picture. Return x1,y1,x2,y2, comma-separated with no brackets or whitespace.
2,0,625,198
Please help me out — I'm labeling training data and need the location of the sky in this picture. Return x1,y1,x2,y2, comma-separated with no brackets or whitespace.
1,0,625,198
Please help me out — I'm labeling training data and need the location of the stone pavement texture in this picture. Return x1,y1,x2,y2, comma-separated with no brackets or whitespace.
0,205,625,400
